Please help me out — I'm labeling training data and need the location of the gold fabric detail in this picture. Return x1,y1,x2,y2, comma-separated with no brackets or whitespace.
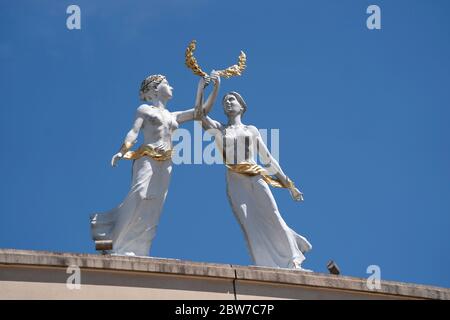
226,162,294,190
122,145,173,161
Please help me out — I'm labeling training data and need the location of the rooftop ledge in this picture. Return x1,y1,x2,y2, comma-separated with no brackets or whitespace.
0,249,449,300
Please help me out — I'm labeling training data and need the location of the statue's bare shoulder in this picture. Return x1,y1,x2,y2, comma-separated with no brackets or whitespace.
136,104,155,116
246,125,260,137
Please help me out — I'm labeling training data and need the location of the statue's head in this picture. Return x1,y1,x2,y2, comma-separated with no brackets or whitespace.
139,74,173,101
222,91,247,117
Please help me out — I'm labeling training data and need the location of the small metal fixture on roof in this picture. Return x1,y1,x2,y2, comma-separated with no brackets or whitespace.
327,260,340,275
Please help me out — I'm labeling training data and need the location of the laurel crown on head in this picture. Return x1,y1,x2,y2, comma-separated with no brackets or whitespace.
139,74,166,101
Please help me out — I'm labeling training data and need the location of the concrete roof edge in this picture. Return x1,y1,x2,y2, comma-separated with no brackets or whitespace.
1,249,448,300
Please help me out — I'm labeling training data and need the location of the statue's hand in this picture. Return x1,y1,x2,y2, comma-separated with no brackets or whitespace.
154,143,166,153
199,75,210,89
111,152,123,167
290,187,304,202
210,70,221,86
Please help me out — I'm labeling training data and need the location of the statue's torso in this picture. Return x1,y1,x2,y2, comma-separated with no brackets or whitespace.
140,105,178,150
217,125,257,165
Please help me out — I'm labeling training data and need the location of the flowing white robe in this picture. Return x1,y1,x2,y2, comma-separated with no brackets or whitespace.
90,156,172,256
218,125,311,269
226,170,312,268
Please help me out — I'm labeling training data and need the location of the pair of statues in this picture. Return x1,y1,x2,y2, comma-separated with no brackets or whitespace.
90,70,312,271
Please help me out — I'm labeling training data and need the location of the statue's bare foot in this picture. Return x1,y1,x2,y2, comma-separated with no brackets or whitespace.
295,267,313,272
291,260,313,272
111,252,136,257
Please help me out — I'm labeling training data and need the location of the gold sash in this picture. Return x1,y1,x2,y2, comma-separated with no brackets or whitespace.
122,145,173,161
225,162,295,190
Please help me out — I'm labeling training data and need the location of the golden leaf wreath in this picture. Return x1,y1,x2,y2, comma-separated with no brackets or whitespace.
185,40,246,78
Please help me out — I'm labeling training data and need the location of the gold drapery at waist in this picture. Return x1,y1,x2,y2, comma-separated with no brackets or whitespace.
122,145,173,161
225,162,295,190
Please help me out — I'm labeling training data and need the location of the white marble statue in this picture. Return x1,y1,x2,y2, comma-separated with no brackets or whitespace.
90,73,220,256
197,78,312,270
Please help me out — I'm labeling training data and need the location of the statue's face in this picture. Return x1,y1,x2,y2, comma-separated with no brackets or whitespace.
223,94,242,116
156,79,173,100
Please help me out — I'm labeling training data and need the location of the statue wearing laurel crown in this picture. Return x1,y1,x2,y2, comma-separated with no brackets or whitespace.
89,41,240,256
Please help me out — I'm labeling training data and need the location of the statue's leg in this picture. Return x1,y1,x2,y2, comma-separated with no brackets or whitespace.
226,170,307,268
113,157,172,256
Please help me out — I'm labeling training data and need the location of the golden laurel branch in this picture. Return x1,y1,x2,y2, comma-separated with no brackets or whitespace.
185,40,246,78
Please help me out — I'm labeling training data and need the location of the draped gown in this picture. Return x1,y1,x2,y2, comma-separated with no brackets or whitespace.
90,105,178,256
218,125,312,268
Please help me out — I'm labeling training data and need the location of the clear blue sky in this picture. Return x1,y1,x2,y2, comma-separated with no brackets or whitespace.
1,0,449,288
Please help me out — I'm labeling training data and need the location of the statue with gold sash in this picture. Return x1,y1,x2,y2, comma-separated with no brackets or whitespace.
90,71,220,256
188,41,313,271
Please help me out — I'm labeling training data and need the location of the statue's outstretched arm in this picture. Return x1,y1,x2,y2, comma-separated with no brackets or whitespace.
172,72,218,125
201,71,220,116
111,110,144,167
252,126,304,201
197,72,223,132
171,108,194,125
171,78,204,124
254,128,287,181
